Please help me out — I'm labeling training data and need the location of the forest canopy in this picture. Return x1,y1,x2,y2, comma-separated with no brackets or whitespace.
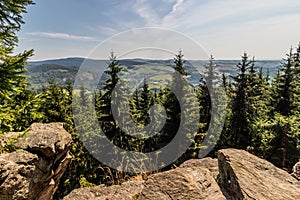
0,1,299,198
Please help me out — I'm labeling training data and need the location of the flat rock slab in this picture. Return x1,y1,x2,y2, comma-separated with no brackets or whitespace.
64,180,145,200
137,167,225,200
218,148,300,200
179,157,219,178
64,167,225,200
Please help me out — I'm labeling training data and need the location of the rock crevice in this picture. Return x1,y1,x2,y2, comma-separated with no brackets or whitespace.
0,123,72,200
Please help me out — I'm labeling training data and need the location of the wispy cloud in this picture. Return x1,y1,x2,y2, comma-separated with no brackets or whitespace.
27,32,99,41
133,0,186,26
134,0,159,26
171,0,185,13
161,0,300,31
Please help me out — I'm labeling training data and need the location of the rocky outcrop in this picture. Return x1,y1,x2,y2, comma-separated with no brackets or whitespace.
64,167,225,200
64,180,144,200
0,123,72,200
64,162,225,200
179,157,219,178
64,148,300,200
292,161,300,180
137,167,225,200
218,148,300,200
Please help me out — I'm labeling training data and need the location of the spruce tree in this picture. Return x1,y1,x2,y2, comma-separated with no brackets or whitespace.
98,52,122,139
230,53,252,149
266,47,300,170
139,78,151,126
129,89,141,124
196,56,218,153
274,48,294,116
0,0,34,47
0,0,36,133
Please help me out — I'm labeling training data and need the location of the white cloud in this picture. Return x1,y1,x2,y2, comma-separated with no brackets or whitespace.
94,0,300,59
27,32,98,41
171,0,185,13
133,0,186,26
133,0,159,26
25,0,300,60
161,0,300,30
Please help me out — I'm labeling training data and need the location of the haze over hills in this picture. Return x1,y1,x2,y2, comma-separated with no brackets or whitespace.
26,57,282,90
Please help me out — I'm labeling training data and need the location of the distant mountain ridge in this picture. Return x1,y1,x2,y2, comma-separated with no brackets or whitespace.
28,57,85,68
26,57,282,90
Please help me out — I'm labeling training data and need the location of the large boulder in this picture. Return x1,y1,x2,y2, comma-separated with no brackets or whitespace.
64,166,225,200
0,123,72,200
179,157,219,178
64,180,144,200
63,148,300,200
218,148,300,200
137,167,225,200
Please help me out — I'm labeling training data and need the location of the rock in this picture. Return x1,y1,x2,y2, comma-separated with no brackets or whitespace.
0,132,23,152
63,148,300,200
0,123,72,200
15,122,72,158
64,166,225,200
137,167,225,200
218,148,300,200
63,180,144,200
292,161,300,180
179,157,219,178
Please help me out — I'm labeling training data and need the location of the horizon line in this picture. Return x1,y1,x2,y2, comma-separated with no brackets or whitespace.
28,56,283,62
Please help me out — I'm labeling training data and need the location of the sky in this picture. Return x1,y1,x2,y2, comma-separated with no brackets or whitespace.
15,0,300,61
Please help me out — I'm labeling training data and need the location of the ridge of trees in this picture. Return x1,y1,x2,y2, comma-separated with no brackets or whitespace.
0,1,300,198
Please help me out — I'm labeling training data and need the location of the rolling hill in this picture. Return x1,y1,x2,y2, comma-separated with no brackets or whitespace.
26,57,282,90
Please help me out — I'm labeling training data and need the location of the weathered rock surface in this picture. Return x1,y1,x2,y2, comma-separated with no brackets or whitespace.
64,180,144,200
218,148,300,200
179,157,219,178
137,167,225,200
64,149,300,200
64,164,225,200
0,123,72,200
292,161,300,180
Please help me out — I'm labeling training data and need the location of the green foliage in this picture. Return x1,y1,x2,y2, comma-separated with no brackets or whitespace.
174,49,188,76
0,0,39,134
1,1,300,194
229,53,253,149
0,0,34,47
27,64,78,90
97,51,122,139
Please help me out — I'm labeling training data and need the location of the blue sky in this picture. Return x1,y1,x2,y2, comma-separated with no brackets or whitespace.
16,0,300,60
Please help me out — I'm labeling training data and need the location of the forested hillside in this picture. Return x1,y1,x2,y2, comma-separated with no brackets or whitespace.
0,1,299,199
26,58,281,90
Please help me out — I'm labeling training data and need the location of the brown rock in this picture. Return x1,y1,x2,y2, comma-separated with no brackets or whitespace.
292,161,300,181
0,150,38,200
179,157,219,178
63,148,300,200
16,122,72,158
137,167,225,200
64,165,225,200
63,180,144,200
0,123,72,200
218,148,300,200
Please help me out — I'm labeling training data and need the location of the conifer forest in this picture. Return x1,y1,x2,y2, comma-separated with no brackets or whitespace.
0,1,299,198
